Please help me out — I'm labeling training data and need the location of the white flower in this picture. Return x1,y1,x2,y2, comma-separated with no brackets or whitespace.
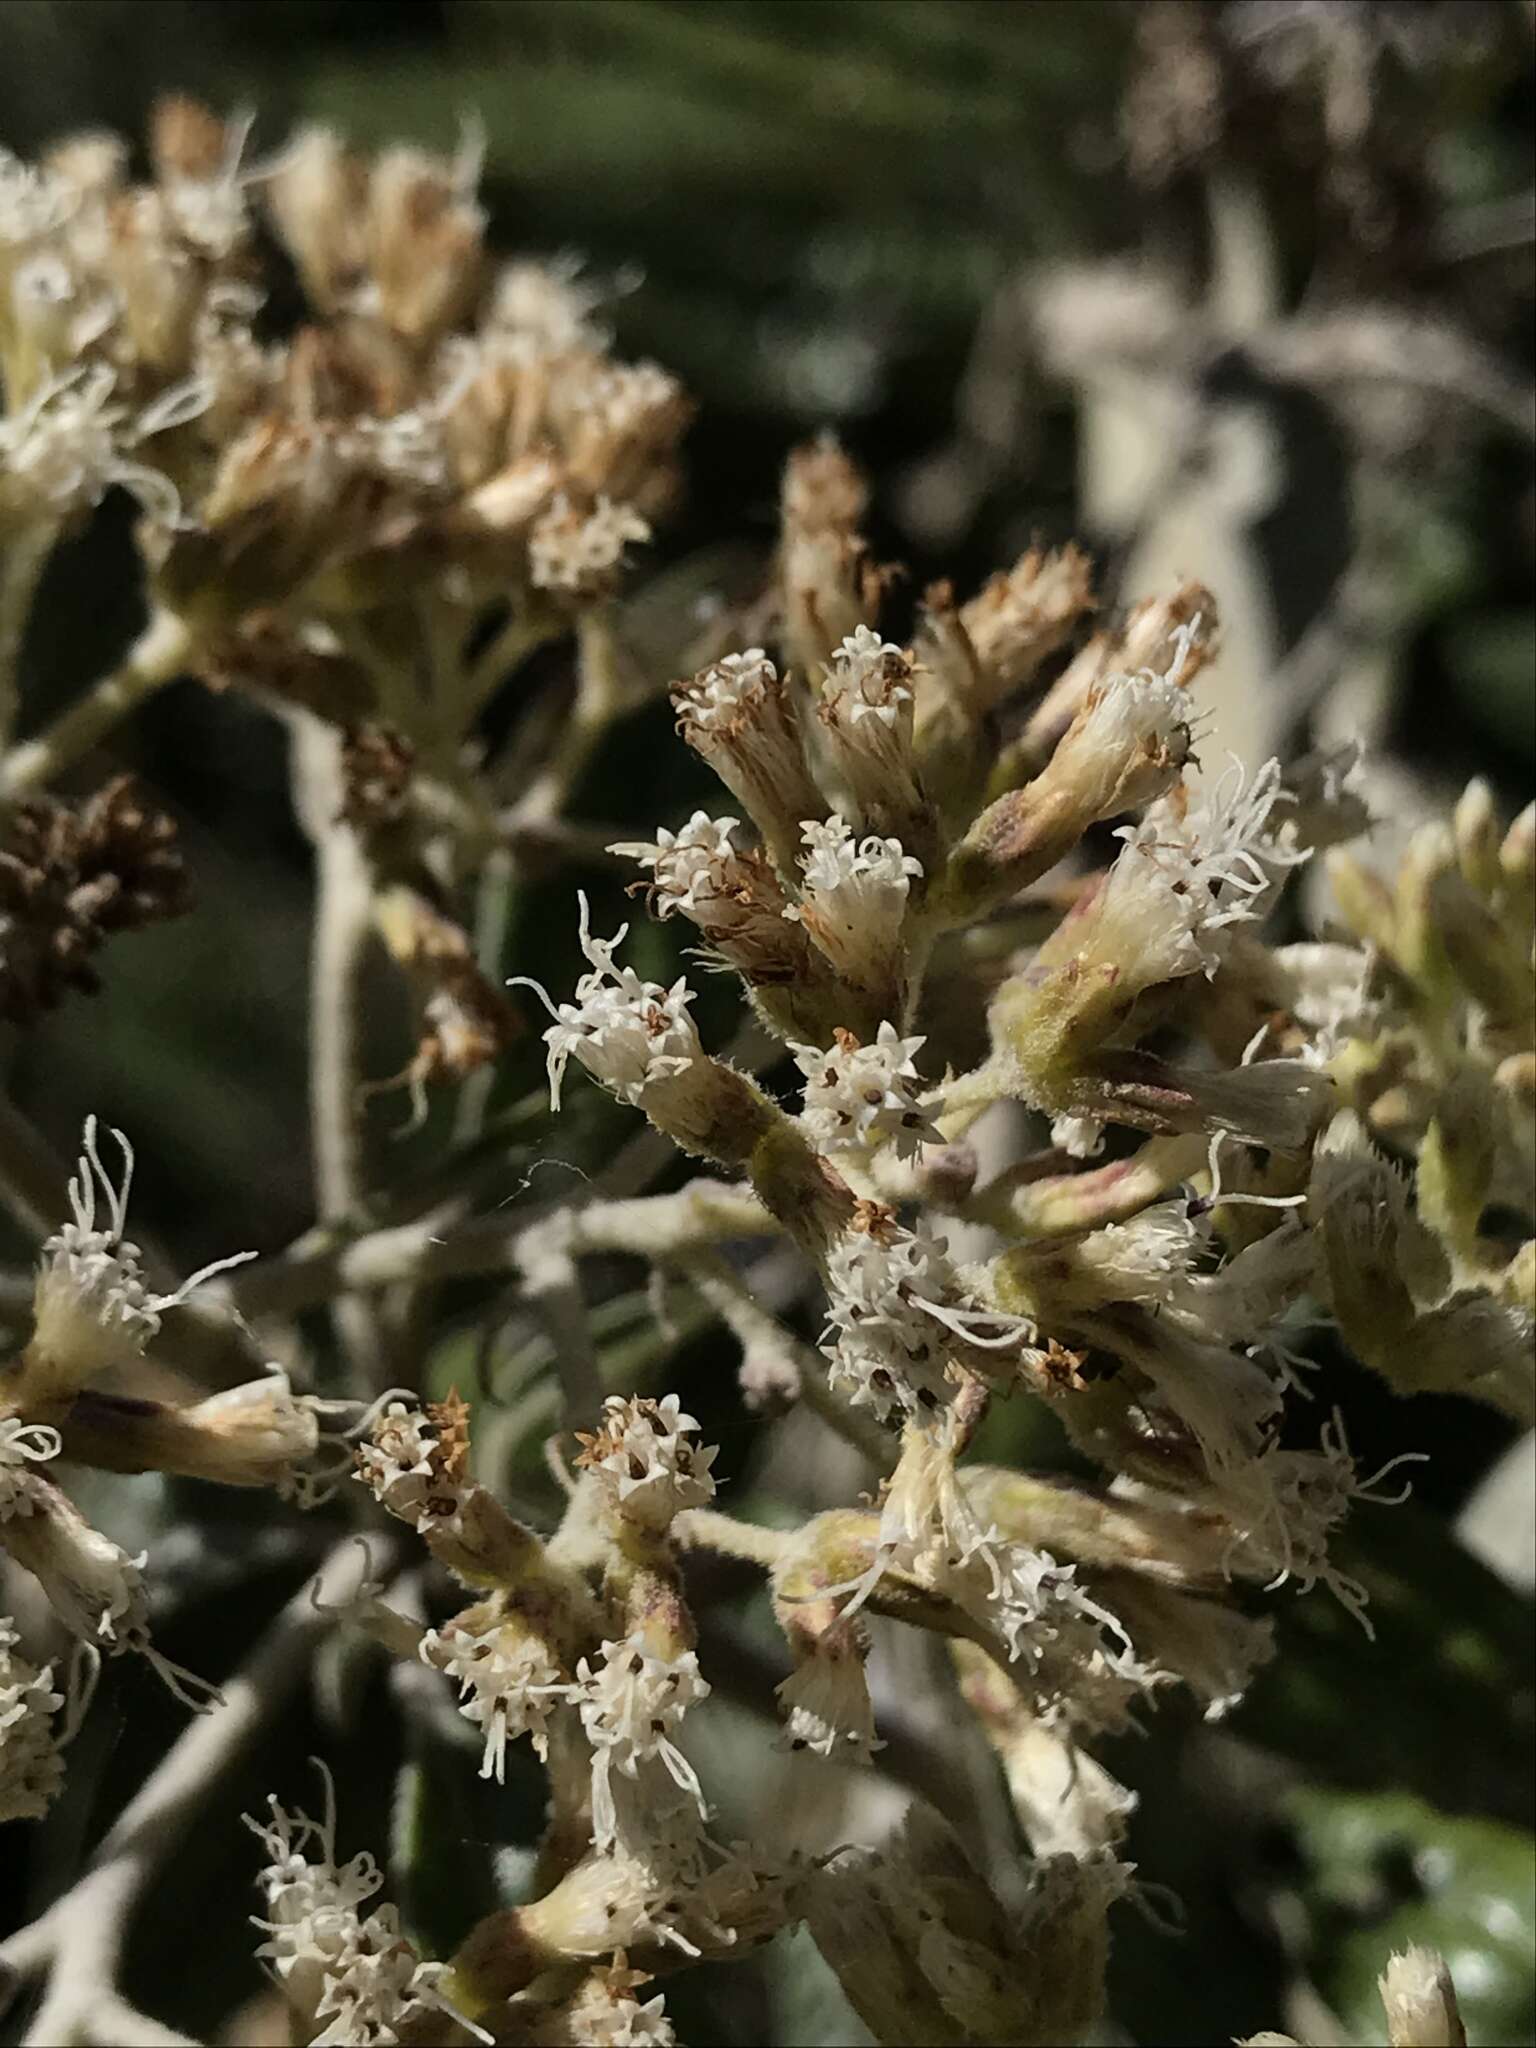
421,1618,569,1778
681,648,788,735
785,815,921,989
821,1218,954,1423
775,1634,881,1763
1,146,76,251
160,109,255,259
28,1117,254,1390
567,1959,677,2047
821,1216,1033,1423
610,812,751,922
517,893,704,1116
1103,755,1311,985
0,1482,217,1708
247,1775,487,2047
0,1617,65,1824
793,1022,939,1159
576,1636,710,1852
817,627,924,828
0,1417,61,1521
529,491,649,593
670,650,825,873
0,367,183,526
824,626,913,730
488,256,607,357
1272,940,1378,1066
353,1400,465,1534
1045,615,1203,817
1215,1411,1425,1635
576,1393,718,1530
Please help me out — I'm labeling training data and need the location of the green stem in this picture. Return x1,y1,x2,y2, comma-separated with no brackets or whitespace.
0,608,192,800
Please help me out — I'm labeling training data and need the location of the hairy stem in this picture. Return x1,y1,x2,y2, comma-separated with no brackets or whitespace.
0,607,192,801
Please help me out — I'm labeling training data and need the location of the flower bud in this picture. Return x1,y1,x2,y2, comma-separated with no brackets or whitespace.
952,541,1095,710
1379,1946,1466,2048
778,436,879,680
363,135,486,343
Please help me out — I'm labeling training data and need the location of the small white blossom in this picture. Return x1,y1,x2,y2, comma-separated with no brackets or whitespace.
817,627,924,827
421,1617,569,1778
1,146,74,238
518,893,704,1116
821,1216,1034,1424
1045,615,1203,817
488,256,608,357
0,367,183,526
1,1484,217,1708
247,1776,486,2047
530,491,649,594
823,626,912,731
677,648,780,735
353,1400,465,1534
576,1636,710,1852
671,650,825,873
1102,756,1312,986
786,815,921,989
610,812,751,922
0,1417,61,1521
577,1393,718,1530
1216,1412,1425,1636
792,1022,939,1159
28,1117,254,1390
1050,1112,1106,1158
1272,940,1378,1066
821,1218,954,1423
0,1617,65,1824
567,1958,677,2047
159,109,254,259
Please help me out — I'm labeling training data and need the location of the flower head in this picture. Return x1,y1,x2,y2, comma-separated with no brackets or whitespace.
522,893,704,1116
786,815,921,996
530,492,649,597
574,1393,718,1531
576,1635,710,1852
817,627,926,835
671,651,824,877
565,1955,676,2047
247,1772,485,2046
27,1116,254,1398
421,1612,570,1778
0,367,182,526
775,1627,881,1763
0,1618,65,1823
791,1022,939,1160
353,1398,469,1535
0,1417,61,1521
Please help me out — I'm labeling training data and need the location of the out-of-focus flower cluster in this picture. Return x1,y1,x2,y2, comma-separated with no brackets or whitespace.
1,100,1525,2048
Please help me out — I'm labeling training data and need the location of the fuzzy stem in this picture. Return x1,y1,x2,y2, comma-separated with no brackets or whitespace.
0,607,192,800
0,518,58,751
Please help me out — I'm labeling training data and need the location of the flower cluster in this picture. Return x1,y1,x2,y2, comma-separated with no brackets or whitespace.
2,95,1522,2048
